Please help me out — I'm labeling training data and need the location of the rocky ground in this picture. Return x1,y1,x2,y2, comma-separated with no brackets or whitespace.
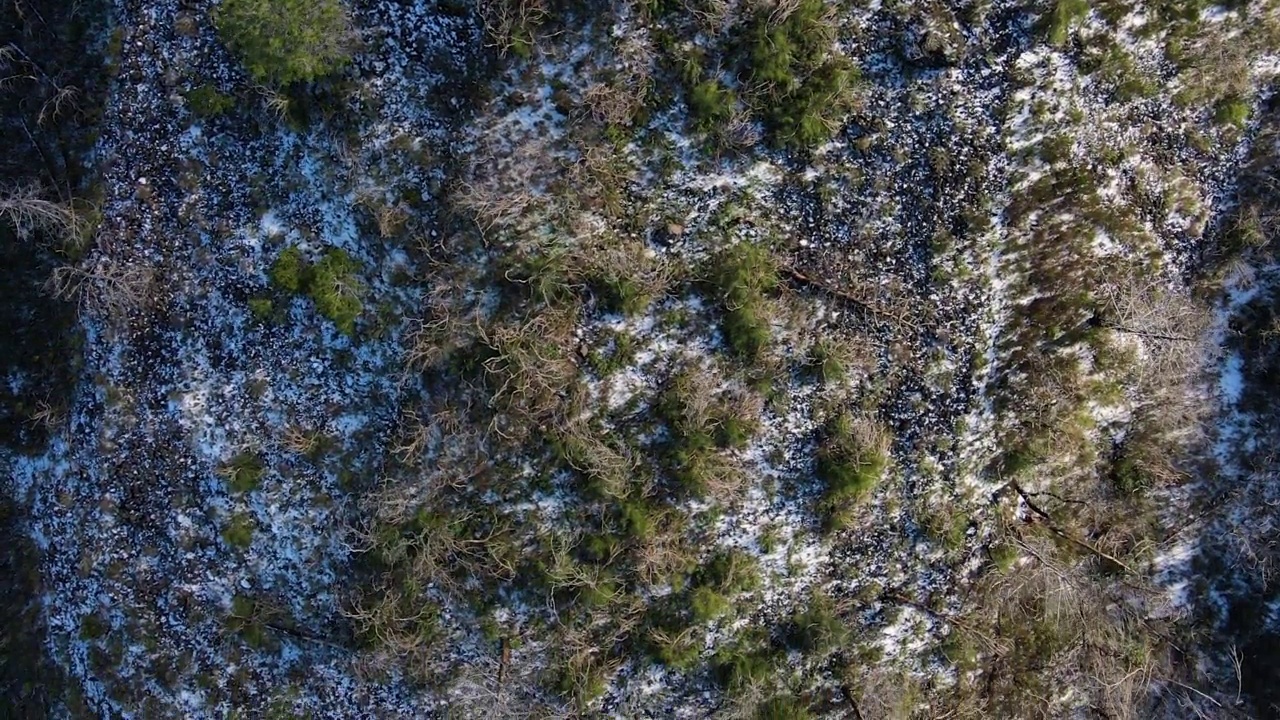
4,0,1280,717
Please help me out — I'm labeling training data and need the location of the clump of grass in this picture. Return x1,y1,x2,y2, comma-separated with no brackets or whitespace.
756,695,813,720
815,413,889,531
227,595,272,649
553,653,609,708
940,631,978,671
689,79,738,133
690,586,732,622
807,338,849,384
698,548,760,594
657,370,755,497
713,629,778,693
709,241,779,360
220,451,265,493
989,542,1019,572
223,512,255,549
248,296,274,322
80,612,108,641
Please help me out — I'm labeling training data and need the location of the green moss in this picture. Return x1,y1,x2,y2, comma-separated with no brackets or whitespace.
222,513,255,549
184,85,235,118
215,0,353,86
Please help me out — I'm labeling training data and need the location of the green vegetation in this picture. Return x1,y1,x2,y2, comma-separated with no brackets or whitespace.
709,241,779,360
786,593,846,653
220,451,265,493
223,512,255,549
1214,96,1250,128
79,613,108,641
269,246,365,335
816,413,888,531
214,0,353,86
1046,0,1089,46
756,695,812,720
226,595,272,649
269,247,307,293
184,85,235,118
689,79,738,132
742,0,858,149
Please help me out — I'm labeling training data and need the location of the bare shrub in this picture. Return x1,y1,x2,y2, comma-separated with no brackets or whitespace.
47,255,155,321
476,0,547,57
0,182,87,247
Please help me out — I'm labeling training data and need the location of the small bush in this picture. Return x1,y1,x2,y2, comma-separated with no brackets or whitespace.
553,654,608,708
185,85,235,117
221,451,265,493
807,338,846,383
269,247,308,293
698,548,760,594
689,79,737,132
691,586,732,622
648,628,701,669
80,613,108,641
713,631,776,692
742,0,859,149
248,297,274,322
215,0,354,86
989,542,1019,572
223,512,255,549
1214,96,1250,128
940,632,978,672
787,594,846,654
308,248,364,335
270,246,364,334
595,274,651,316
